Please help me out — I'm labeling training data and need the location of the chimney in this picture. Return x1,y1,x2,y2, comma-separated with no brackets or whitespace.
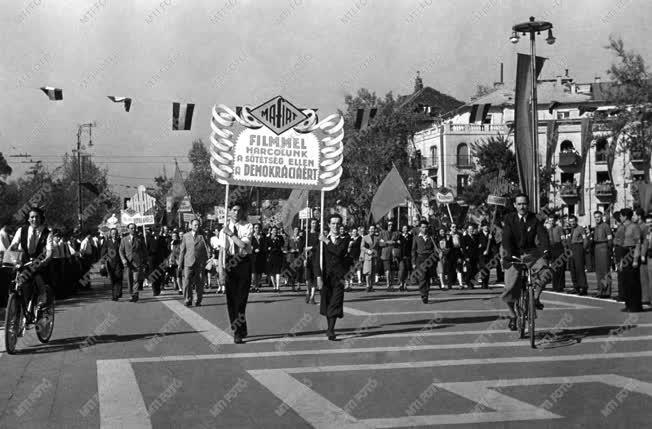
594,76,601,83
565,68,569,77
493,62,505,88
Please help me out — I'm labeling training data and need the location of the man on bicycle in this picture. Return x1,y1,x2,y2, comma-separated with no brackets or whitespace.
501,193,550,331
8,207,53,313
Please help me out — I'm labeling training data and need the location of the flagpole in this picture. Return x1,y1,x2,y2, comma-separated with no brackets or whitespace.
319,190,325,272
222,183,230,275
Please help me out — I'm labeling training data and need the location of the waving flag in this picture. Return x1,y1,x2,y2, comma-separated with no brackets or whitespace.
170,161,187,202
354,107,378,131
280,188,309,236
40,86,63,101
369,165,413,222
172,102,194,130
469,103,491,123
107,96,132,112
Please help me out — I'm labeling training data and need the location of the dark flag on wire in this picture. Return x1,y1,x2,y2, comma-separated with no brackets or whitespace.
514,53,546,205
469,103,491,123
170,161,187,202
280,188,309,236
354,107,377,131
40,87,63,101
369,165,413,223
81,182,100,196
545,120,559,169
172,102,194,130
107,96,132,112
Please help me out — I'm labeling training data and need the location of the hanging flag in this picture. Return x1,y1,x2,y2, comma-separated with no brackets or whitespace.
172,102,194,130
107,96,132,112
169,161,187,202
638,184,652,213
545,120,559,169
514,53,546,205
369,165,413,222
40,86,63,101
469,103,491,123
280,188,309,236
578,118,593,216
547,101,560,114
578,105,598,116
354,107,377,131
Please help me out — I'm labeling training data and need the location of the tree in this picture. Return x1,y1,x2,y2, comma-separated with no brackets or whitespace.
0,152,12,180
184,139,225,217
460,133,518,207
603,35,652,181
329,88,423,224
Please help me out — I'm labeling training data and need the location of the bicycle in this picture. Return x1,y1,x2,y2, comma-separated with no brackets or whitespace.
3,258,55,354
507,256,537,349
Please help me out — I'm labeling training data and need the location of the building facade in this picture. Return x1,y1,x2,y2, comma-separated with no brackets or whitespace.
412,77,651,225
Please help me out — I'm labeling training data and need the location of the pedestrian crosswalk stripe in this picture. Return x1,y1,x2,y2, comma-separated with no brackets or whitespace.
160,299,232,345
97,359,151,429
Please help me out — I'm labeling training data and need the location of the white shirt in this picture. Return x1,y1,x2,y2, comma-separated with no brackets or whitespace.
9,225,53,255
0,227,11,251
218,221,253,256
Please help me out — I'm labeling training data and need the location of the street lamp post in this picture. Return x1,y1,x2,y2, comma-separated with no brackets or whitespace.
511,16,555,213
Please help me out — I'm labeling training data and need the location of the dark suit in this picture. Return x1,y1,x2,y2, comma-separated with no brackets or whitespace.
501,212,550,303
101,237,123,300
179,231,209,304
460,233,478,286
119,234,148,297
476,231,494,288
320,235,350,319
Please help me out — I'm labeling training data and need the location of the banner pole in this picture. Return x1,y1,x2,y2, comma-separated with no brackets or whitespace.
319,190,325,272
446,203,453,223
222,184,230,270
305,192,310,281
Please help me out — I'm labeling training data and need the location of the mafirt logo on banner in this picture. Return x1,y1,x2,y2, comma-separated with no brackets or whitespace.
209,96,344,191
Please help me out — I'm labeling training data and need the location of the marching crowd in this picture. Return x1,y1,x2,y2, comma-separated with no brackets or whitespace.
2,204,652,315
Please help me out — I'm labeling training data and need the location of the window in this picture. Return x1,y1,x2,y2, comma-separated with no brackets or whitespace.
561,173,575,184
483,114,492,124
428,145,437,168
595,138,608,163
596,172,609,184
557,111,570,119
567,204,575,216
457,143,471,167
457,174,469,192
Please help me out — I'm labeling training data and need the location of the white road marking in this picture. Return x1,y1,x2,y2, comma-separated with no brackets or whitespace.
0,328,4,357
109,335,652,364
97,359,151,429
250,322,652,343
545,290,623,304
343,301,597,316
160,299,232,345
249,369,372,429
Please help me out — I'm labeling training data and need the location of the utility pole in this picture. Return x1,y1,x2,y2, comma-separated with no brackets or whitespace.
76,122,96,231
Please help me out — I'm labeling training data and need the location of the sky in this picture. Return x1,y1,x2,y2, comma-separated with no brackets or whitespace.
1,0,651,197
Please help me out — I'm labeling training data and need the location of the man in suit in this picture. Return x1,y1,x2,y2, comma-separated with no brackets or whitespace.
411,219,437,303
102,228,123,301
501,193,550,331
119,223,148,302
361,225,380,292
378,220,399,291
460,223,478,288
319,213,349,340
179,219,209,307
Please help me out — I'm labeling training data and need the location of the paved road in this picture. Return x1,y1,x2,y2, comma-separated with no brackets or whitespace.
1,270,651,428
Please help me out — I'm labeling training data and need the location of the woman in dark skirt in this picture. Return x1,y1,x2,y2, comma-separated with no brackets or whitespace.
620,208,643,312
250,223,266,292
347,227,361,291
285,227,303,292
267,226,285,291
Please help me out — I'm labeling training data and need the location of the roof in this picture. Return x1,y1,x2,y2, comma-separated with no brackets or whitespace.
398,86,464,115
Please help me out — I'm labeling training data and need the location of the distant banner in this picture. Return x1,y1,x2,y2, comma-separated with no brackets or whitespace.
209,96,344,191
121,211,155,226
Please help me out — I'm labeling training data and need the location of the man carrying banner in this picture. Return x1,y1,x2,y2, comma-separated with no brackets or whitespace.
319,213,349,341
220,203,253,344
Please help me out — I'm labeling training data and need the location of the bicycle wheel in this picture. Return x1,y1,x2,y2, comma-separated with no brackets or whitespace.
4,293,23,354
517,289,526,339
528,286,536,348
35,301,55,343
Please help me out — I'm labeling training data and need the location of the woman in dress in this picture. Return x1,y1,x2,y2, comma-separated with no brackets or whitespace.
168,231,182,294
250,223,266,292
267,226,285,291
437,227,449,289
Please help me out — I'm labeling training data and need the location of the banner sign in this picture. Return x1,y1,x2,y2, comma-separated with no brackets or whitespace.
130,185,157,214
178,196,192,213
299,207,311,219
182,213,197,222
487,195,508,206
120,210,155,226
435,188,455,204
210,96,344,191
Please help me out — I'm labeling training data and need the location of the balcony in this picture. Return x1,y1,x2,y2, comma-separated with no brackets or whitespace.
630,150,650,170
446,123,508,134
595,183,615,200
421,157,438,178
558,151,582,173
560,183,579,201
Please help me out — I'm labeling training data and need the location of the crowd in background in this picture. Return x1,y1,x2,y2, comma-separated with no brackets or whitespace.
1,205,652,313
